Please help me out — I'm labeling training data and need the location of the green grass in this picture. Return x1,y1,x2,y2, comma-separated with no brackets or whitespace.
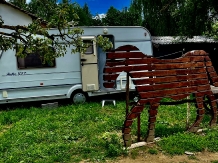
0,98,218,162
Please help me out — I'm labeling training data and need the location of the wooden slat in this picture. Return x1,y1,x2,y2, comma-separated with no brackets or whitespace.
131,106,144,113
206,66,216,73
205,56,211,61
206,61,213,66
105,56,206,67
171,94,191,100
139,87,198,99
123,127,131,134
138,98,162,105
183,50,207,56
133,73,208,85
138,85,210,99
136,81,209,92
103,74,119,81
103,82,115,88
211,77,218,83
128,112,141,119
148,109,158,116
104,65,152,73
130,68,206,78
106,52,145,59
104,62,206,73
208,72,217,77
124,120,133,126
153,62,205,70
112,45,139,52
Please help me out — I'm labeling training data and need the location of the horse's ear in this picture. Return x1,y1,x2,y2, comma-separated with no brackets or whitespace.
112,45,140,52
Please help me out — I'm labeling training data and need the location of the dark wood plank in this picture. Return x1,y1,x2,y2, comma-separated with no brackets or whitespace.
104,65,152,73
136,81,209,92
106,56,206,67
133,74,208,85
104,62,206,73
130,68,206,78
139,87,198,99
183,50,207,56
206,66,216,73
103,74,119,81
103,82,115,88
153,62,205,70
106,52,145,59
123,128,131,134
206,61,213,67
112,45,140,52
131,106,144,113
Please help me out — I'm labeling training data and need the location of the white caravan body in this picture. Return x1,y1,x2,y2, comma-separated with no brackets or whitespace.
0,26,152,104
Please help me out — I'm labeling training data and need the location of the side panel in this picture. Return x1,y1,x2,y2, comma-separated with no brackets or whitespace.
0,46,81,103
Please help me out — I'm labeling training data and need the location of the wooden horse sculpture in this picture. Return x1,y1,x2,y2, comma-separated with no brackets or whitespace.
103,45,218,147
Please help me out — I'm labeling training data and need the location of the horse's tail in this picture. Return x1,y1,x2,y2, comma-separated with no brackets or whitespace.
204,52,218,87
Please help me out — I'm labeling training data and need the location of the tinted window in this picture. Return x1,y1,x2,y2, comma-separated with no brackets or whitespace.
83,40,94,54
17,50,56,69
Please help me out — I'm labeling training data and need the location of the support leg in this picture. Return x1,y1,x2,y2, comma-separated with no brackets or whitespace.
207,93,217,126
146,103,159,142
188,95,204,132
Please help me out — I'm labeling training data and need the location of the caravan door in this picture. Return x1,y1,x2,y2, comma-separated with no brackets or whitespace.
80,36,99,92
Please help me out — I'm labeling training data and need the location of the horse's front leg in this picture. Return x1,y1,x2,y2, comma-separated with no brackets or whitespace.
146,102,159,142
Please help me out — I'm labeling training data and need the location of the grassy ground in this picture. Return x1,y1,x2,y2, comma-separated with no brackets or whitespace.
0,98,218,162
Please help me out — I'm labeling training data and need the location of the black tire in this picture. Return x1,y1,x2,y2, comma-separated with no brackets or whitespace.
71,90,88,104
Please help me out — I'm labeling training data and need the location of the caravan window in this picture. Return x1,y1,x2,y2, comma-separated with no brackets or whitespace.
83,40,94,54
17,49,56,69
99,35,114,51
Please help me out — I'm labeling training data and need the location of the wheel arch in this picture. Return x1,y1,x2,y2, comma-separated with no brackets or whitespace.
67,84,84,98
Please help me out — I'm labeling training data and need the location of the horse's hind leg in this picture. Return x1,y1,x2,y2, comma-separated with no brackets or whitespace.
188,94,205,132
146,102,159,142
206,92,217,126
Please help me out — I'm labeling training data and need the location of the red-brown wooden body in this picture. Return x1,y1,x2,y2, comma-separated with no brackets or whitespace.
103,45,218,147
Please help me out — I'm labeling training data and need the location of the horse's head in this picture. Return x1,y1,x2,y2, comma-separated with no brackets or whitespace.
103,45,147,88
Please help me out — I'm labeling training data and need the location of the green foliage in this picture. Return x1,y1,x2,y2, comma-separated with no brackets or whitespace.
211,161,218,163
104,7,122,26
148,148,158,155
132,0,218,37
104,6,142,26
208,22,218,40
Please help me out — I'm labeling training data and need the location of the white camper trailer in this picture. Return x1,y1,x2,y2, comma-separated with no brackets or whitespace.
0,26,153,104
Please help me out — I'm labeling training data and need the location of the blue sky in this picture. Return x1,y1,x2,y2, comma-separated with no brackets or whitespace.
72,0,132,15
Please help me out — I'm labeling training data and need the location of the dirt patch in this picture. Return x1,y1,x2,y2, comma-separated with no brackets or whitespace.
113,152,218,163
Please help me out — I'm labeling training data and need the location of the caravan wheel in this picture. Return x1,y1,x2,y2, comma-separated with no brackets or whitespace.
71,90,88,104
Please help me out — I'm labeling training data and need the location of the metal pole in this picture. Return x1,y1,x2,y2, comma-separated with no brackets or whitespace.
126,72,130,117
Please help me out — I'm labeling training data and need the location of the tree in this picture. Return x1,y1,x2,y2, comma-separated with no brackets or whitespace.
0,1,112,64
27,0,58,22
127,0,143,26
132,0,218,37
104,7,122,26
